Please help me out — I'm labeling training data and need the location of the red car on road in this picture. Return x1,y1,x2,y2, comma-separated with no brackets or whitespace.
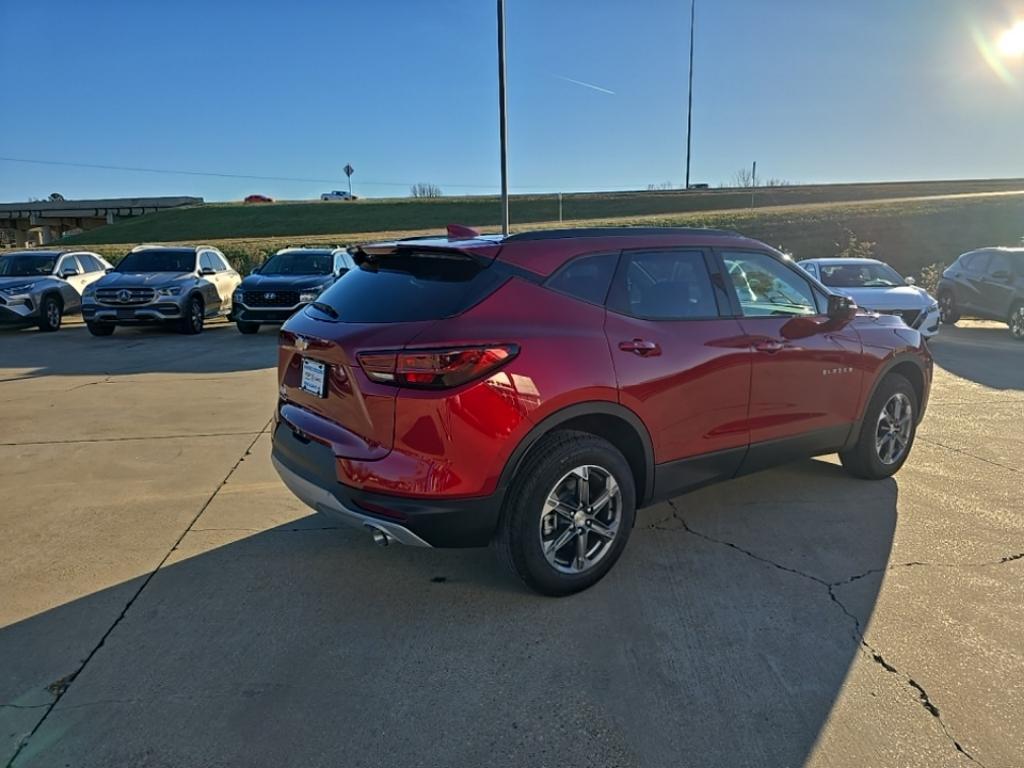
244,194,273,204
272,227,932,594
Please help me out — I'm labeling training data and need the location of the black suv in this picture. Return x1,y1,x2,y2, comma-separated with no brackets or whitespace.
230,247,355,334
937,248,1024,340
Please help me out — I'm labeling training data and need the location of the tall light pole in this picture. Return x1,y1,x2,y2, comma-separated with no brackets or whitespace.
497,0,510,235
684,0,695,190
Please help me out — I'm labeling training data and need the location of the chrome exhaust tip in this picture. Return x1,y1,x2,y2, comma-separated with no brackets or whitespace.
368,526,392,547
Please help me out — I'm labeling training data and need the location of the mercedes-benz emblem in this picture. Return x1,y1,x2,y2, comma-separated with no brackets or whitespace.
117,289,132,302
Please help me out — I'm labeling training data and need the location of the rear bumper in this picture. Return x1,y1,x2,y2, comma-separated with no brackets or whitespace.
270,421,502,547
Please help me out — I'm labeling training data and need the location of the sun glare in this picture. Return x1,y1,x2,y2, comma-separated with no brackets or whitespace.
997,20,1024,57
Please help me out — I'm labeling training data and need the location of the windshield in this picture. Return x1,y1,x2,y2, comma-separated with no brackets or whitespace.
116,249,196,273
260,251,333,275
818,262,904,288
0,253,57,277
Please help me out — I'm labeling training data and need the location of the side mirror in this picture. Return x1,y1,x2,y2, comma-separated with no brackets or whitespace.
250,266,261,275
335,267,349,277
827,294,857,321
59,267,79,278
904,276,916,286
199,266,216,276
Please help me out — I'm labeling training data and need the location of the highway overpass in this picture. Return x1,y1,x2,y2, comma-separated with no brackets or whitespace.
0,196,202,246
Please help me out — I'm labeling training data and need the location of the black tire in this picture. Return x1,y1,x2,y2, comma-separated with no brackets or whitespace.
495,430,636,596
86,322,115,337
938,290,960,325
1009,302,1024,341
178,295,204,335
236,321,260,334
37,294,62,332
840,373,918,480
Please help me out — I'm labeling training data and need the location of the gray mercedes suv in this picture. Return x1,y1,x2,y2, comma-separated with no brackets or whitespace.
0,249,112,331
82,245,241,336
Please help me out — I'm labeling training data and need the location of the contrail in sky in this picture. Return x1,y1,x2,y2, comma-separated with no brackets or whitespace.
555,75,615,95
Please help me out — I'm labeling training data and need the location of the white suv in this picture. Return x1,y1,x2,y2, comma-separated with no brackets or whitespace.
320,191,356,201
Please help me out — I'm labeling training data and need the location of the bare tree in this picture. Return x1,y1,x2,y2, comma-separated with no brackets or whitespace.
731,168,755,188
729,170,792,188
410,183,443,198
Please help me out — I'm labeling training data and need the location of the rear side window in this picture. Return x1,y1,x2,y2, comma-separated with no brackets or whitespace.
313,250,507,322
608,249,720,320
545,252,618,305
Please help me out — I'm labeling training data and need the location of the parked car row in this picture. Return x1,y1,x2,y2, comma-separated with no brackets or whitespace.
0,245,352,335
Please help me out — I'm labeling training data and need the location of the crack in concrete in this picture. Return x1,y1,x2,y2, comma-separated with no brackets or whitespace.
0,704,48,711
917,436,1019,475
658,498,987,767
835,552,1024,587
4,418,274,768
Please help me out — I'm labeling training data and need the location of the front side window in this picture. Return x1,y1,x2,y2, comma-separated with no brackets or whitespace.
57,255,82,275
200,252,219,272
545,252,618,306
721,251,819,317
962,252,989,273
213,253,230,271
608,249,719,320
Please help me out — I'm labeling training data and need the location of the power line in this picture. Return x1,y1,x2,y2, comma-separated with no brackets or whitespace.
0,156,509,190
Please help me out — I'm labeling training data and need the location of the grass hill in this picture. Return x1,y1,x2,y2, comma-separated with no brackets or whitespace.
59,179,1024,282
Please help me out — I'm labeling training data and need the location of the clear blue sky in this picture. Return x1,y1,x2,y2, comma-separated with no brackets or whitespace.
1,0,1022,201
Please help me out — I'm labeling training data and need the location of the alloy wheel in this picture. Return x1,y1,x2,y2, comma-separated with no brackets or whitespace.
938,294,954,323
191,300,203,331
875,392,913,465
46,300,60,329
1010,306,1024,339
539,465,622,574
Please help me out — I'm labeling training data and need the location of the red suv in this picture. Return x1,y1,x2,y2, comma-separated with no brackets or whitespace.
272,227,932,595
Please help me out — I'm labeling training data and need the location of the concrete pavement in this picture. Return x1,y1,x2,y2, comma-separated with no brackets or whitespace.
1,319,1021,767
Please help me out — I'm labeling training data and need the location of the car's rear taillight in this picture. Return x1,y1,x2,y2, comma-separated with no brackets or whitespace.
359,345,519,389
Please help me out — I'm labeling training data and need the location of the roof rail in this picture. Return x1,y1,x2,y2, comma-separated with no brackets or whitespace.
504,226,743,242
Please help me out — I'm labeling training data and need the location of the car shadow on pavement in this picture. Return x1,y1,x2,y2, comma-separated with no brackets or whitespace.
930,325,1024,391
1,459,899,767
0,321,279,379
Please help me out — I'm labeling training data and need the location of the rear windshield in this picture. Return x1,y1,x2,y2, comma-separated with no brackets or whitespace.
311,250,505,322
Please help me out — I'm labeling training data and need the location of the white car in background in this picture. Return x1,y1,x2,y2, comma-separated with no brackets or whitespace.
320,190,357,201
799,257,940,338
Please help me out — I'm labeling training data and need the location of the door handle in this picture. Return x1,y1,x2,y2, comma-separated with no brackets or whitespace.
619,339,662,357
753,339,786,353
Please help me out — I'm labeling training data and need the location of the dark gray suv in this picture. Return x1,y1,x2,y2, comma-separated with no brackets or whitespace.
82,245,241,336
937,248,1024,340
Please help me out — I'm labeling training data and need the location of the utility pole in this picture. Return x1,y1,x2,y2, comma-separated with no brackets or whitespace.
750,160,757,208
497,0,510,235
684,0,695,190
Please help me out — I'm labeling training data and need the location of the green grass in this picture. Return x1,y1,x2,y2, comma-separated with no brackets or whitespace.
60,178,1024,246
62,183,1024,281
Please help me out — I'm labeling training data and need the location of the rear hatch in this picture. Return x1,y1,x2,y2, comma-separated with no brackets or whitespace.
278,240,506,458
